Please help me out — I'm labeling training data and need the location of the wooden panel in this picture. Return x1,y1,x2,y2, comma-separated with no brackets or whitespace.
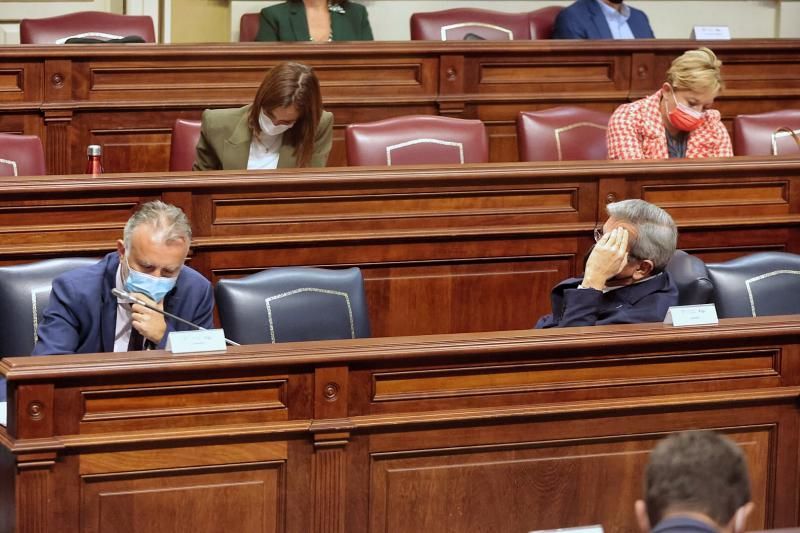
81,463,283,533
367,425,771,533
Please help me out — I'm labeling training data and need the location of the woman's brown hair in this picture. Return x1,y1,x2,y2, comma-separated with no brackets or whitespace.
248,62,323,167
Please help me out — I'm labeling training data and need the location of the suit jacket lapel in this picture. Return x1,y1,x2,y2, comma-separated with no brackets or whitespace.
277,143,296,168
223,107,252,170
288,1,311,41
586,0,614,39
100,255,119,352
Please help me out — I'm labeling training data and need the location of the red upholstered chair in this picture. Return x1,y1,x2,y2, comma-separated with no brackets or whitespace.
410,8,532,40
733,109,800,156
169,119,202,172
345,115,488,166
528,6,563,39
20,11,155,44
517,107,611,161
239,12,261,42
0,133,46,177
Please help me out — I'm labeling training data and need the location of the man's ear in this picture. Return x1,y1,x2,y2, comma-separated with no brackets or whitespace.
729,502,754,533
116,239,126,258
632,259,655,280
635,500,651,533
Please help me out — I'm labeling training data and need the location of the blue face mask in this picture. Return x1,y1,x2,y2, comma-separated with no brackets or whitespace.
124,257,179,302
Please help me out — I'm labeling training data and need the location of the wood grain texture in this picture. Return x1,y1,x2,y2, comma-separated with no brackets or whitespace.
0,317,799,532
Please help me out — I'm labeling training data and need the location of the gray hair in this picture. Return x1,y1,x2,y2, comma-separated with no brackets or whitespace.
123,201,192,251
606,199,677,270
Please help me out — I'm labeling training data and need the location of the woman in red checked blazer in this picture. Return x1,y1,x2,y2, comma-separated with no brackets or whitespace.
607,47,733,160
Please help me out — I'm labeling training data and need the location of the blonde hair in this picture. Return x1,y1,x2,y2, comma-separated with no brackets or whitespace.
666,47,724,94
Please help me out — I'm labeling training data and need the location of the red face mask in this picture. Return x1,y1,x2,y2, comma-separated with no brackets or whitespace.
667,90,704,132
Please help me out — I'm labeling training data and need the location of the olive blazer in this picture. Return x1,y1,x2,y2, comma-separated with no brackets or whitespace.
255,0,373,42
193,105,333,171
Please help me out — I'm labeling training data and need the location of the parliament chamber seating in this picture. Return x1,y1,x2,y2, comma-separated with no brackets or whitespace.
733,110,800,156
527,6,563,39
345,115,488,166
410,8,534,40
517,107,610,161
0,133,46,177
664,250,713,306
215,267,370,344
0,257,97,401
19,11,156,44
239,12,260,42
706,252,800,318
169,119,202,172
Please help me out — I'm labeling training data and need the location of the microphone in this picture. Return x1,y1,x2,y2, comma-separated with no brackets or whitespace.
112,288,240,346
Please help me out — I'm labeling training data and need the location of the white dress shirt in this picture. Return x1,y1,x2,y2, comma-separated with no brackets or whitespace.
247,131,282,170
595,0,635,39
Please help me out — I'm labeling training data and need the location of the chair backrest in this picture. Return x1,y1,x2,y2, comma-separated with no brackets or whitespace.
169,119,202,172
410,8,532,41
733,109,800,156
528,6,563,39
239,12,261,42
0,257,97,358
517,106,611,161
215,267,371,345
0,133,47,177
20,11,156,44
706,252,800,318
345,115,488,166
664,250,713,306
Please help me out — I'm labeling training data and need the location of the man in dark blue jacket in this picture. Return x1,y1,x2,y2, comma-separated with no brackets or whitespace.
33,201,214,355
535,199,678,328
636,431,754,533
553,0,655,39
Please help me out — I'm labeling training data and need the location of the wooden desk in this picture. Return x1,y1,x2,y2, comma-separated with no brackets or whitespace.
1,156,799,337
1,316,800,532
1,40,798,173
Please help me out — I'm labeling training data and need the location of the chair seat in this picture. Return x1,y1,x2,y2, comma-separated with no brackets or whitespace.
0,133,46,177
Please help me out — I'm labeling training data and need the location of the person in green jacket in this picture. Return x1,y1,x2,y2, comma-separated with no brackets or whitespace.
193,62,333,171
256,0,373,42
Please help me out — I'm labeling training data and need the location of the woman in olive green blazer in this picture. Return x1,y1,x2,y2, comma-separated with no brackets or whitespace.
193,62,333,171
256,0,373,42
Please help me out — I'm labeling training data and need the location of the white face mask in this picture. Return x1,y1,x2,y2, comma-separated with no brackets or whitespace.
259,110,294,136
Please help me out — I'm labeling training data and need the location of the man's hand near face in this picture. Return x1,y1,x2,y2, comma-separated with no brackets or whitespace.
130,293,167,344
582,227,630,290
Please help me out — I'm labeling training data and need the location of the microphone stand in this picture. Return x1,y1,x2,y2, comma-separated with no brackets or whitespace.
112,288,240,346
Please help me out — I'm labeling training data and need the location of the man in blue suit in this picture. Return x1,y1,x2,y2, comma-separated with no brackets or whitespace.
553,0,655,39
33,201,214,355
535,199,678,328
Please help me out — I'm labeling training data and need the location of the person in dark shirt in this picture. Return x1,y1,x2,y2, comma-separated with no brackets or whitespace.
553,0,654,39
256,0,373,42
636,430,754,533
535,199,678,328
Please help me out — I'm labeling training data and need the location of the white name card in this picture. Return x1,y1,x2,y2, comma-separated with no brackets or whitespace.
530,526,604,533
663,303,719,327
691,26,731,40
166,329,227,354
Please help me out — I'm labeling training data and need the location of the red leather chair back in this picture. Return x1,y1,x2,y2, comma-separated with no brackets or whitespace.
528,6,563,39
0,133,46,177
169,119,202,172
20,11,155,44
239,12,261,42
410,8,532,40
345,115,488,166
517,107,611,161
733,109,800,156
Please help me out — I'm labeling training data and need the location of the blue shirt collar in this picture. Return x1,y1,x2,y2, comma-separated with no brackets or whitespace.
595,0,631,20
653,516,719,533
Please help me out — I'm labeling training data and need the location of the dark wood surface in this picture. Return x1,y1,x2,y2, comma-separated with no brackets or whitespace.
1,315,800,532
1,156,799,337
1,40,799,173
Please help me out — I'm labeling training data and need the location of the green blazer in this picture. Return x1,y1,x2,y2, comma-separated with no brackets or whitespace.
256,0,373,42
193,105,333,171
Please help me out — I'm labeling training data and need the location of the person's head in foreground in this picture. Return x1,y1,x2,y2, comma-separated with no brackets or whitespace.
583,199,677,291
661,47,723,135
636,430,754,533
248,61,323,167
116,200,192,304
